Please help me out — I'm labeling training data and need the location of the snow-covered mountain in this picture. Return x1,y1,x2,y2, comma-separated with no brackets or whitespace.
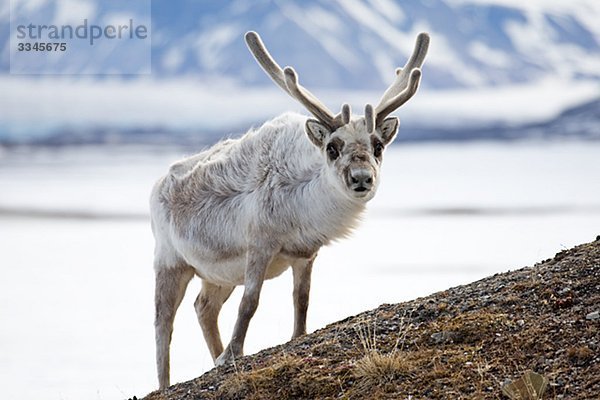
2,0,600,89
1,0,599,143
150,0,600,90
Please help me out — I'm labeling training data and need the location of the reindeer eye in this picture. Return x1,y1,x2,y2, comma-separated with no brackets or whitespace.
326,143,339,160
373,141,384,158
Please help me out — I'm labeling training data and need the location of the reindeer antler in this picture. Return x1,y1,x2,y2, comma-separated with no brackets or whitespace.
246,31,429,133
372,32,430,130
245,31,348,131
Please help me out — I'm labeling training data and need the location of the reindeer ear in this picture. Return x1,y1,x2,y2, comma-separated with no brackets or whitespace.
305,119,331,147
378,117,399,145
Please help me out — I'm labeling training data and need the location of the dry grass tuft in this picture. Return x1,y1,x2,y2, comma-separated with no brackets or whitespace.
354,350,409,389
351,316,413,395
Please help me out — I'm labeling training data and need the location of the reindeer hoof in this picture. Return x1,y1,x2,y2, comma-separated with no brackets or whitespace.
215,347,238,366
215,353,228,366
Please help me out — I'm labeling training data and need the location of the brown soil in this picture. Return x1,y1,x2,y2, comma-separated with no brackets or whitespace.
141,238,600,399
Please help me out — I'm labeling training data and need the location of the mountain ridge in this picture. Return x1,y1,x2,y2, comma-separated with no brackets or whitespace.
2,0,599,89
2,0,599,142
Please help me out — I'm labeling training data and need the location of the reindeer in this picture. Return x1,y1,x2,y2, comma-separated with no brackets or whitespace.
150,30,429,389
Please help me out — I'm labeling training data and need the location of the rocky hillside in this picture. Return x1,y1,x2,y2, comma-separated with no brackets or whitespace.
142,238,599,399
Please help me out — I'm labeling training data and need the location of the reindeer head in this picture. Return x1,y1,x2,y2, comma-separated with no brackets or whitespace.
245,31,429,201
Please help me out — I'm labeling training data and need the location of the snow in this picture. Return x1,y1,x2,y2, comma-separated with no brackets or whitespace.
3,0,600,139
504,13,600,80
3,0,600,86
448,0,600,24
334,0,416,56
468,41,512,69
195,24,241,71
1,142,599,399
161,47,185,72
424,30,489,87
280,2,359,69
448,0,600,73
1,75,597,140
367,0,405,23
406,77,600,127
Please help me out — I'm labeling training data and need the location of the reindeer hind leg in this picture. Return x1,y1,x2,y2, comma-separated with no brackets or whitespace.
194,280,235,362
155,262,194,389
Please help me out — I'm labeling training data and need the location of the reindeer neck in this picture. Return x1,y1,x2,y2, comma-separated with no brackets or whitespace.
280,162,367,244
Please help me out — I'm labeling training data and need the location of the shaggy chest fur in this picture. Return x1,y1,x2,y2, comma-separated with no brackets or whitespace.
151,113,365,285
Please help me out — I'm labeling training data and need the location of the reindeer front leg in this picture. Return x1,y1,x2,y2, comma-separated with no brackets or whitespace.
291,256,315,339
216,245,276,366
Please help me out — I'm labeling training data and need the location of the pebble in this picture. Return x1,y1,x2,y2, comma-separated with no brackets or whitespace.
430,332,446,344
430,331,459,344
558,287,571,295
586,311,599,320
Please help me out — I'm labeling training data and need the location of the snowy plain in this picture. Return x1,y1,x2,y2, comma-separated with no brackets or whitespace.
1,141,599,399
1,75,599,139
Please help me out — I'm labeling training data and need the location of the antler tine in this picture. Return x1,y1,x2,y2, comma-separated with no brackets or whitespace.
364,104,374,133
245,31,343,130
245,31,290,96
341,104,351,125
374,32,430,121
283,67,338,129
375,69,422,126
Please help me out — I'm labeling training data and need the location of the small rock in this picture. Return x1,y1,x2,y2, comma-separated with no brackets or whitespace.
537,356,546,365
517,319,525,327
430,330,459,344
558,287,571,295
586,311,599,320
